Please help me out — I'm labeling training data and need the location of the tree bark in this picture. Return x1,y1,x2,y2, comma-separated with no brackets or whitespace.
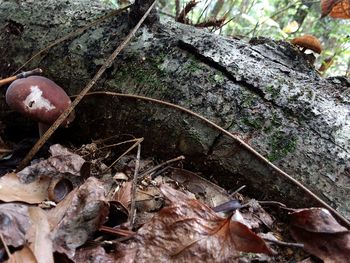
0,0,349,222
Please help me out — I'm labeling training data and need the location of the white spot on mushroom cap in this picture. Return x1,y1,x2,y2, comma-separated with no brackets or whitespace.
23,85,56,111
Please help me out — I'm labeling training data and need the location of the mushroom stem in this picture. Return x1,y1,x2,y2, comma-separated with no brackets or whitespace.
38,122,50,138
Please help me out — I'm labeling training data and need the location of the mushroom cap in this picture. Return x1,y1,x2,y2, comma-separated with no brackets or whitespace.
291,35,322,54
6,76,75,127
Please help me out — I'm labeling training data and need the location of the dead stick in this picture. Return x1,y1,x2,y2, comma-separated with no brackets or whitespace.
138,155,185,179
258,200,287,208
0,233,11,259
263,237,304,249
150,165,172,179
97,139,140,151
0,68,42,87
175,0,180,17
0,149,12,154
229,185,246,198
16,1,157,172
99,225,135,237
105,138,144,171
128,143,141,229
82,138,140,157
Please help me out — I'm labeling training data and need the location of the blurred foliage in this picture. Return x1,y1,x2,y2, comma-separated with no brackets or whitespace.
103,0,350,77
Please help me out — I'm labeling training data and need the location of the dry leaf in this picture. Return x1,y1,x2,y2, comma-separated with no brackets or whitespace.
112,182,163,213
112,181,132,212
330,0,350,18
240,199,275,230
283,21,299,34
47,177,109,258
321,0,342,17
321,0,350,18
7,245,37,263
289,208,350,263
135,185,163,213
167,167,230,207
0,204,30,247
298,258,314,263
118,184,272,262
290,208,348,233
113,172,129,181
177,0,199,23
17,144,86,183
106,182,132,226
73,246,115,263
27,207,54,263
318,56,335,73
0,173,50,204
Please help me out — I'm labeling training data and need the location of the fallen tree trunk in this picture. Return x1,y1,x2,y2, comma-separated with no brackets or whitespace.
0,0,349,223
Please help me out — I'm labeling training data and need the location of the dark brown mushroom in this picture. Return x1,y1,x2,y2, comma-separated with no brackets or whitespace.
5,76,75,137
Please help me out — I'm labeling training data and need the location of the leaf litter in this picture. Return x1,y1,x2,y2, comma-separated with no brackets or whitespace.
0,138,349,262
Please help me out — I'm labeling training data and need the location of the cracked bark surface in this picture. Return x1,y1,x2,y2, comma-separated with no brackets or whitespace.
0,0,349,220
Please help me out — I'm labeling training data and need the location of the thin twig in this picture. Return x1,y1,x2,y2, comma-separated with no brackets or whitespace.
229,185,246,197
99,225,135,237
0,148,12,154
214,16,236,33
91,134,135,144
96,139,141,151
82,138,141,157
128,142,141,229
70,90,350,228
175,0,180,17
16,1,157,172
258,200,287,208
263,237,304,249
138,155,185,179
150,165,172,179
14,6,131,74
196,0,212,23
0,233,11,259
105,138,144,171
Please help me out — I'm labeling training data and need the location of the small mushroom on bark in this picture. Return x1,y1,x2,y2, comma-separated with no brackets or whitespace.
5,76,75,137
291,35,323,54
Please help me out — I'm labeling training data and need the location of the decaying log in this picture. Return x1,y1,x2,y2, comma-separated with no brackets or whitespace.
0,0,349,223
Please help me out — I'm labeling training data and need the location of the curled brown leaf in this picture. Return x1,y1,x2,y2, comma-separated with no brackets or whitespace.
289,208,350,263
